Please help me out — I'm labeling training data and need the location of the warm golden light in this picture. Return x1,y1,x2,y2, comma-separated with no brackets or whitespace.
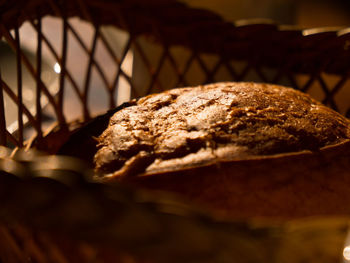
54,62,61,74
343,246,350,261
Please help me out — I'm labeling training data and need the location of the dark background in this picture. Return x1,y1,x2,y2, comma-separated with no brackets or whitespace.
184,0,350,27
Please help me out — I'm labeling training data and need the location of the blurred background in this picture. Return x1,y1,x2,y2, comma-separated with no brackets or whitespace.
183,0,350,27
131,0,350,115
3,0,350,141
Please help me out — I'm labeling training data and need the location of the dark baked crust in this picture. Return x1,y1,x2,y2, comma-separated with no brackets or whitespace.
94,82,350,178
127,140,350,218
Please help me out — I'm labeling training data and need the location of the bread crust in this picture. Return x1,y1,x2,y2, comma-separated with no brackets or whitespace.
124,140,350,218
77,82,350,218
94,82,350,179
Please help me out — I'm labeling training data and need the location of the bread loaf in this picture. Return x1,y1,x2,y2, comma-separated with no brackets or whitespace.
93,82,350,218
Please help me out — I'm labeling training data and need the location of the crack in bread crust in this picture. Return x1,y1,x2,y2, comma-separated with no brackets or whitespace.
94,82,350,177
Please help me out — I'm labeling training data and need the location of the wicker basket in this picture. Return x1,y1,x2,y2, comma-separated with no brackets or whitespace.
1,0,350,262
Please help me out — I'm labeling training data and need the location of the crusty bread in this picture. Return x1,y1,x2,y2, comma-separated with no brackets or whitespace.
93,82,350,218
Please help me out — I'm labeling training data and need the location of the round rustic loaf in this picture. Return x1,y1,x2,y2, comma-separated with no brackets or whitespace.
87,82,350,218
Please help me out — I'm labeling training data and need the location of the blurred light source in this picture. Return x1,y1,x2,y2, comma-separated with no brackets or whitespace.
54,62,61,74
343,246,350,261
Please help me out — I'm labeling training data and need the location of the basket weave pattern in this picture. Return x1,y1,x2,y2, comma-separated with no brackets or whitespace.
0,0,350,262
0,0,349,148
